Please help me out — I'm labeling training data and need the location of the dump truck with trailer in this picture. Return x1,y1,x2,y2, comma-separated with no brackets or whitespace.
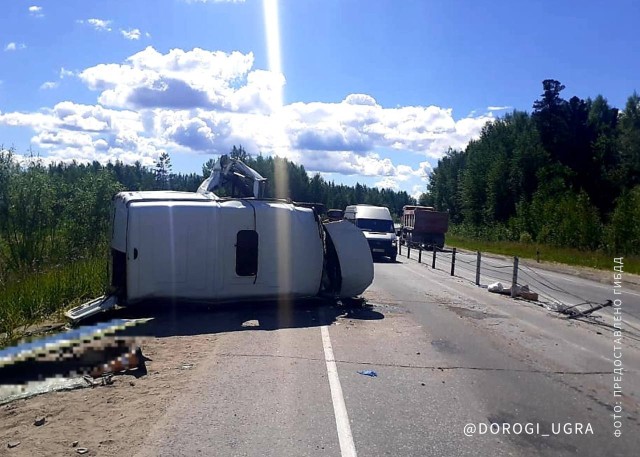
401,205,449,249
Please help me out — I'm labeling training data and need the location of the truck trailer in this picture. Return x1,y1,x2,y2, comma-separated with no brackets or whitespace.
401,205,449,249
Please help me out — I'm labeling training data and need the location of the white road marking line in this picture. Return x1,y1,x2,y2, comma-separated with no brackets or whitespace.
321,325,358,457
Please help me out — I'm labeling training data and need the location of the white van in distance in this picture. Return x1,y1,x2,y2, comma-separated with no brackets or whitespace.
344,205,397,261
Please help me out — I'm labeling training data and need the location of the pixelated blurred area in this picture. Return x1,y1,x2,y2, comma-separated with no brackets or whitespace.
0,319,150,404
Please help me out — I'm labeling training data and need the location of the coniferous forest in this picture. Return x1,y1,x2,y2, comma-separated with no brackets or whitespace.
421,80,640,256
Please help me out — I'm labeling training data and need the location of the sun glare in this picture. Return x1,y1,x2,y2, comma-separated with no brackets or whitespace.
263,0,293,316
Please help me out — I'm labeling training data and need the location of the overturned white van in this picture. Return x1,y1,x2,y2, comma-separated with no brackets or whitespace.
66,156,374,322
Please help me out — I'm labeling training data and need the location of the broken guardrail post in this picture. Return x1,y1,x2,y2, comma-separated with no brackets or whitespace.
511,256,519,298
450,247,456,276
432,245,437,269
418,245,422,263
475,251,481,285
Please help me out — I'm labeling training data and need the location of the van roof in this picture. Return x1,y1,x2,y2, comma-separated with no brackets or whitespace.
345,205,392,220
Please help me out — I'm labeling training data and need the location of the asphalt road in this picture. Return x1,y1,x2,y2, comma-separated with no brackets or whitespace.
133,258,640,457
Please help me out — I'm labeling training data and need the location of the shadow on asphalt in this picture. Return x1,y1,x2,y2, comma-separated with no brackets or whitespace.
77,297,385,339
373,256,400,264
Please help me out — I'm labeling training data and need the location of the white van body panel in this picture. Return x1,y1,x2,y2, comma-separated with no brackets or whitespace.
110,192,373,304
324,221,374,298
114,194,326,303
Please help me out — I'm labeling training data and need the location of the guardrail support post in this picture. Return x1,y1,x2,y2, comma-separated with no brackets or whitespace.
450,248,456,276
418,245,422,263
407,243,411,259
475,251,481,285
536,249,540,263
511,256,519,298
431,246,436,269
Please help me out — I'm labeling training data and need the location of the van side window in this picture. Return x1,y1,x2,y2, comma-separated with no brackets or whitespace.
236,230,258,276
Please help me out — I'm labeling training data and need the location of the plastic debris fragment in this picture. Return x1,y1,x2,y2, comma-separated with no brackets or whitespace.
357,370,377,377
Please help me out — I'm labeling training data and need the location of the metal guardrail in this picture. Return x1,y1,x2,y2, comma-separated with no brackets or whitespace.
398,242,540,301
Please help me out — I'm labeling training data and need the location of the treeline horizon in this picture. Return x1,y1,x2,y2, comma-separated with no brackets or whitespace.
421,80,640,255
0,145,414,276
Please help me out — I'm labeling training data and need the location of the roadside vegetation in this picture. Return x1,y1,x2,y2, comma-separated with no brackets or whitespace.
446,233,640,275
0,146,414,346
421,80,640,267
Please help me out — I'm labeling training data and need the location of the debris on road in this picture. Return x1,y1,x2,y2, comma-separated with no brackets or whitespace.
518,290,539,301
33,416,45,426
241,320,260,328
487,282,538,301
76,447,89,454
7,441,21,448
72,441,79,447
556,300,613,319
357,370,378,377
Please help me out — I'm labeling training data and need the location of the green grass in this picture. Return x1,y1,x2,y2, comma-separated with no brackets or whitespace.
446,234,640,275
0,256,109,347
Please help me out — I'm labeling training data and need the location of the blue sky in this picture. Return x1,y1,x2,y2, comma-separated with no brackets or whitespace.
1,0,638,196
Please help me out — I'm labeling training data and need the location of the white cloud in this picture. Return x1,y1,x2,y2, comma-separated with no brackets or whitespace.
60,67,75,78
120,28,142,40
375,177,400,191
40,81,58,90
4,42,27,52
78,18,113,32
411,184,425,201
0,46,493,192
487,105,512,111
284,97,492,160
38,68,76,91
79,46,280,113
29,5,44,17
344,93,378,106
417,161,432,178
